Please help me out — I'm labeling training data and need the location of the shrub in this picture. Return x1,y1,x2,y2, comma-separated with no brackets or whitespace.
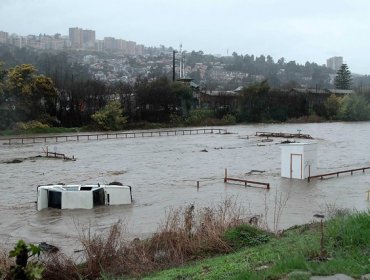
220,114,237,125
13,121,49,130
223,224,270,249
7,240,43,280
91,101,127,131
185,109,215,125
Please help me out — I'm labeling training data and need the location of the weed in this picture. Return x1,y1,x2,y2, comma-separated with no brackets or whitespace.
224,224,270,249
6,240,43,280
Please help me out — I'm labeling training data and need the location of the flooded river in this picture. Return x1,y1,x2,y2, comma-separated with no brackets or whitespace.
0,122,369,254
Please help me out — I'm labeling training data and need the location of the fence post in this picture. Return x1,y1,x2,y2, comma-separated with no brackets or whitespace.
224,168,227,182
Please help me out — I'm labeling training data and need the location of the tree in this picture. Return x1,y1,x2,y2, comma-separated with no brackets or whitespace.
91,100,127,130
238,80,270,122
325,94,342,119
334,64,352,89
337,93,370,121
135,77,180,122
5,64,57,125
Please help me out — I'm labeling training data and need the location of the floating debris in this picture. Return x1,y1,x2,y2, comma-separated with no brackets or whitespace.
200,149,208,152
42,147,76,161
4,159,23,164
279,140,296,144
39,242,59,253
260,138,273,142
245,170,266,175
255,131,313,139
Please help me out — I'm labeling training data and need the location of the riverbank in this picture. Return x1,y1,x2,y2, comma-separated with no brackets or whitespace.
2,209,370,280
144,210,370,280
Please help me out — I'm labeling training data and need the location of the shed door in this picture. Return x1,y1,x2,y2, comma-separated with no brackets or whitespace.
290,154,302,179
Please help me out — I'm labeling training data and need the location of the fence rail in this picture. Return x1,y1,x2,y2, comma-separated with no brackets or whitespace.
223,168,270,189
308,167,370,182
1,128,227,145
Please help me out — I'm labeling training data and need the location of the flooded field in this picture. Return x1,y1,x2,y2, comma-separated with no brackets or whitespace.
0,122,369,254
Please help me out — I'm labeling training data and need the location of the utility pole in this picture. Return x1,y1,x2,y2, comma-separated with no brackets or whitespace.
172,50,176,82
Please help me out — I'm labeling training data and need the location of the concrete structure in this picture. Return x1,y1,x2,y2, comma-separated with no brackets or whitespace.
326,56,343,71
280,143,317,179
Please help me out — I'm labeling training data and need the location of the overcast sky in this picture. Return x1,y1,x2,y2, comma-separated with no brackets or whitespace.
1,0,369,74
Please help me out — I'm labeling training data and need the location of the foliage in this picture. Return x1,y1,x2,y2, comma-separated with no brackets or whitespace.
7,240,43,280
146,211,370,280
91,100,127,130
135,77,179,122
334,64,352,90
326,211,370,249
223,224,270,249
171,81,193,116
220,114,237,125
1,63,57,129
13,121,49,131
325,94,342,119
337,93,370,121
185,109,215,125
0,127,81,136
238,80,270,122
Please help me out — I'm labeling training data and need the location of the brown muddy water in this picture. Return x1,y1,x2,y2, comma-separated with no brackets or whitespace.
0,122,369,254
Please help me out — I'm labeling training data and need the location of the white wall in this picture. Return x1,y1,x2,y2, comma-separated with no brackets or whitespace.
281,143,317,179
62,191,93,209
37,188,49,211
105,186,132,205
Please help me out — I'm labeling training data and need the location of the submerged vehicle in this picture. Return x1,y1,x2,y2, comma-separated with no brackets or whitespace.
37,182,132,211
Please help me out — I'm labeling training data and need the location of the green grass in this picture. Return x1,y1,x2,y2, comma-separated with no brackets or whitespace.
142,212,370,280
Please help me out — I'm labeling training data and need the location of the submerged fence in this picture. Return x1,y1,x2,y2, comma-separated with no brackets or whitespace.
1,128,227,145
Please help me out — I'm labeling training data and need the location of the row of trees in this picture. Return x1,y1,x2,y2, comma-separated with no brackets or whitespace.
237,81,370,122
0,62,194,130
1,60,369,131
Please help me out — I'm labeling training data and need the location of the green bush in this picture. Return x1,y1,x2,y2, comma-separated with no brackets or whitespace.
220,114,236,125
13,121,49,130
223,224,270,249
185,109,215,125
337,94,370,121
91,101,127,131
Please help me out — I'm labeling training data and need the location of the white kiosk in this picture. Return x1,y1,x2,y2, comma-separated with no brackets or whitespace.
280,143,317,179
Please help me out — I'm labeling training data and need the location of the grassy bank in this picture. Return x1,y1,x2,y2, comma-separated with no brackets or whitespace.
144,211,370,280
1,206,369,280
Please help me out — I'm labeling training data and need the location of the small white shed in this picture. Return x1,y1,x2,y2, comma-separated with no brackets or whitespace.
280,143,317,179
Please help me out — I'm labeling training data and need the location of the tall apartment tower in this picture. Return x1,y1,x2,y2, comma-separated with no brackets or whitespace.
326,56,343,72
69,27,82,48
82,29,95,49
0,31,9,43
69,27,96,49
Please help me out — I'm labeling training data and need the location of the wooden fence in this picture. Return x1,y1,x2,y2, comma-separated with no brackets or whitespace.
223,168,270,189
308,167,370,182
1,128,227,145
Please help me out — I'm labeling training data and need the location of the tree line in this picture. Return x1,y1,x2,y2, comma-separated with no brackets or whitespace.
1,62,369,132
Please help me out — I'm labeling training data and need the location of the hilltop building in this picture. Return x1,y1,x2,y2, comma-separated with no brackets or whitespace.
0,31,8,43
69,27,95,49
326,56,343,71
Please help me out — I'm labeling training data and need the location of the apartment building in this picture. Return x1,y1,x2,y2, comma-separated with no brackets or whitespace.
326,56,343,71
